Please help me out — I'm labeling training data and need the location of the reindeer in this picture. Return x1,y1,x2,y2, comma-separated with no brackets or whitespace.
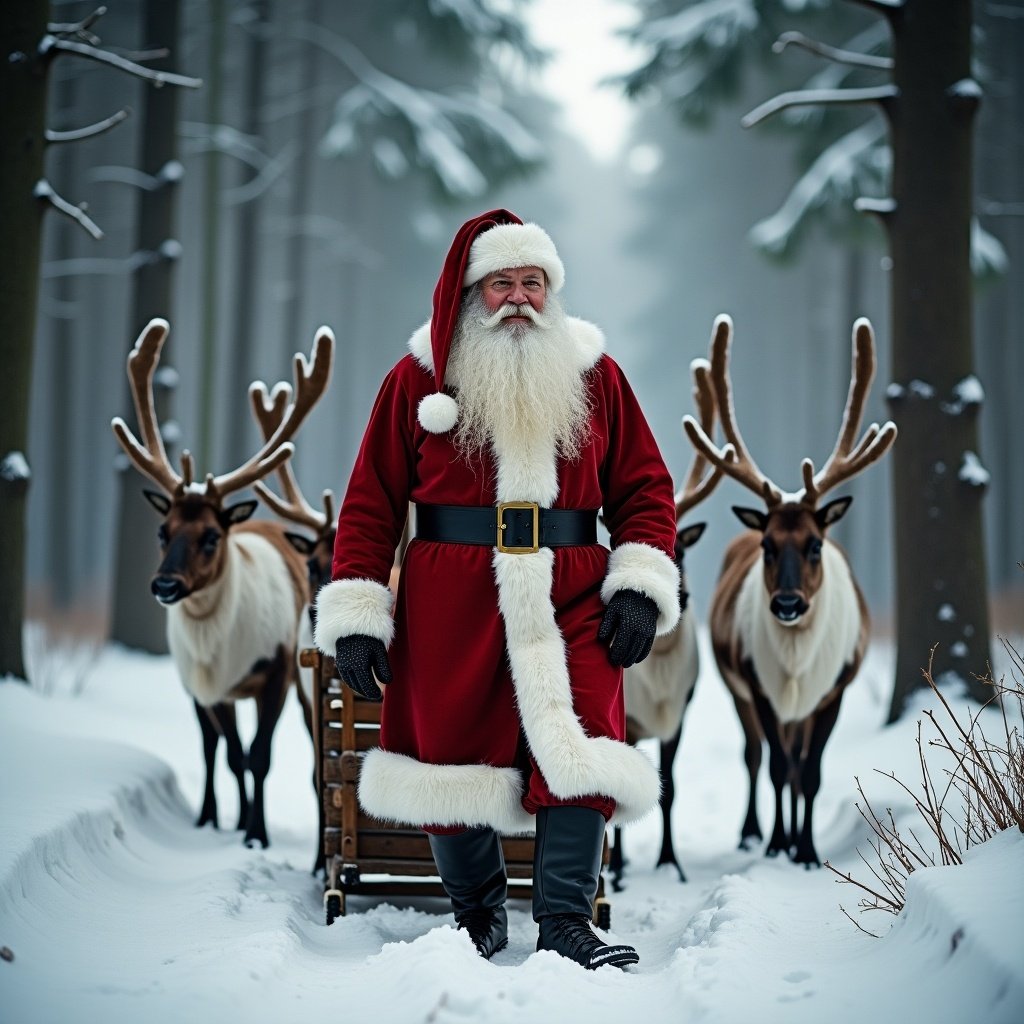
683,315,896,867
111,318,334,849
610,355,727,888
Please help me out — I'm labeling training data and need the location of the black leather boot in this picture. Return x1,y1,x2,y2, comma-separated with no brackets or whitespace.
427,827,508,959
533,806,639,970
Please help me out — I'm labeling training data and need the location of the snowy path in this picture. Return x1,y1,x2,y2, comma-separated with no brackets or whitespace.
2,638,1021,1023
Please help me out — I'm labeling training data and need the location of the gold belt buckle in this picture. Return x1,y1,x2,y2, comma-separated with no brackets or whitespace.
497,501,540,554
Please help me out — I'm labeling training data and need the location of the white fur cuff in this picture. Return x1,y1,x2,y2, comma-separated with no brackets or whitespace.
358,748,535,834
601,542,681,635
313,577,395,655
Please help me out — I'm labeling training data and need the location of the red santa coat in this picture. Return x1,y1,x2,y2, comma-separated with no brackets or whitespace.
314,317,679,833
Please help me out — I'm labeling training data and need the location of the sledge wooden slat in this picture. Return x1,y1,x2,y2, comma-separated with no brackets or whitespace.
322,692,380,724
322,724,380,753
304,647,609,920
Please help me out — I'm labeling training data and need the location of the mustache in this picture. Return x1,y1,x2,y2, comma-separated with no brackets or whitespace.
477,302,548,330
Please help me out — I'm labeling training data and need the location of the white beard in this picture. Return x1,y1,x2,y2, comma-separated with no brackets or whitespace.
447,288,593,464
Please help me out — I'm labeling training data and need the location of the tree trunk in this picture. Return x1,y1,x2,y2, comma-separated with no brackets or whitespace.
886,0,991,719
0,0,51,681
279,0,322,362
196,0,226,473
46,60,83,611
225,0,271,468
108,0,185,653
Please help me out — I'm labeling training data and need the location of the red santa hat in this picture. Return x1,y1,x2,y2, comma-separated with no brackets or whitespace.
417,209,566,433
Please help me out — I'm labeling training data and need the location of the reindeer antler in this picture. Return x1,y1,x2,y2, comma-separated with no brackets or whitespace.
112,319,192,495
675,357,728,519
798,318,897,507
112,320,335,504
207,326,335,501
250,378,333,532
682,315,783,507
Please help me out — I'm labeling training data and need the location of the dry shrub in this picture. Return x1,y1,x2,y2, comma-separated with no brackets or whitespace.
825,638,1024,936
24,619,103,697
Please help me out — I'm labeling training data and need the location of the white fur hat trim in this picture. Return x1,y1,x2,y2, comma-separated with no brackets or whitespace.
463,222,565,293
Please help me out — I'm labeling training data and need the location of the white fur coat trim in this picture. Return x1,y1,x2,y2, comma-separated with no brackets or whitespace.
313,577,395,654
487,378,660,826
494,547,661,824
358,748,534,834
601,542,681,636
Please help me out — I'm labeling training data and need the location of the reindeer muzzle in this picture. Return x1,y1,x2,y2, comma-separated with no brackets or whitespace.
151,575,188,605
770,593,808,624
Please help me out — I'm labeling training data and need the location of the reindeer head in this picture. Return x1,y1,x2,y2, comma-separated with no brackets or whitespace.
112,319,334,606
683,315,896,626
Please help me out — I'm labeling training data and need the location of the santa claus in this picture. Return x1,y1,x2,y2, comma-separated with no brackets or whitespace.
314,210,679,969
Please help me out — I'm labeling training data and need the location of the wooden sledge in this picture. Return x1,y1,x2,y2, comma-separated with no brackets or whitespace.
300,648,610,927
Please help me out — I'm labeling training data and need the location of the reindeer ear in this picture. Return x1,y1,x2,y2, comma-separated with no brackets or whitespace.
732,506,767,532
143,490,171,516
285,531,315,555
816,495,853,530
224,499,258,525
678,522,707,549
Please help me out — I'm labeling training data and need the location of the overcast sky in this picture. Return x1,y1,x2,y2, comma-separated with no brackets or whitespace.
524,0,641,162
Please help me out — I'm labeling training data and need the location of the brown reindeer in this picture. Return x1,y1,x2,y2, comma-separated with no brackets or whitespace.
683,315,896,867
610,354,729,888
111,319,334,849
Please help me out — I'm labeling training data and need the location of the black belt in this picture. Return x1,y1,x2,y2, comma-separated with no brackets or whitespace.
415,502,599,554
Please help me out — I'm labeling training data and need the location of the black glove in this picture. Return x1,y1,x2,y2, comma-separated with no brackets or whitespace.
597,589,659,668
334,634,392,702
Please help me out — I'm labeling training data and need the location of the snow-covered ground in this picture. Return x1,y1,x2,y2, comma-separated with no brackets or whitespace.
2,630,1022,1024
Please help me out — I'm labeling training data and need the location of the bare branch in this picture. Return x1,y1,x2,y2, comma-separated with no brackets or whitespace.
773,32,893,70
844,0,905,15
46,108,129,145
855,196,896,220
89,160,184,191
33,180,103,239
40,36,202,89
742,85,897,129
48,4,106,41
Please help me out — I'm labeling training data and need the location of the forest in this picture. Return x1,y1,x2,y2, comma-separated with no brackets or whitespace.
2,0,1021,716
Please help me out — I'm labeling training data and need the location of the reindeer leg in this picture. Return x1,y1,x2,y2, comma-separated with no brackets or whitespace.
786,728,803,856
296,656,325,876
244,648,288,849
734,695,763,849
752,692,790,858
656,726,685,881
609,825,626,892
194,700,220,828
793,693,843,868
212,703,249,830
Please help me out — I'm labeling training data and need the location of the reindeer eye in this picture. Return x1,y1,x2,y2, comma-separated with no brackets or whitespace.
807,538,823,564
761,537,777,566
199,528,221,554
157,525,169,547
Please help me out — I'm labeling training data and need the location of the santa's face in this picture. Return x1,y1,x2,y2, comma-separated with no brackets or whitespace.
480,266,546,326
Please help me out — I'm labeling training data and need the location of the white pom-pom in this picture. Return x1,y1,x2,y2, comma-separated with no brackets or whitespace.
417,392,459,433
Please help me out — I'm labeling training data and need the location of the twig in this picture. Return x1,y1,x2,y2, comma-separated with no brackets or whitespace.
40,36,202,89
773,32,894,70
33,180,102,239
46,107,129,144
838,903,882,938
742,85,897,128
48,4,106,41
